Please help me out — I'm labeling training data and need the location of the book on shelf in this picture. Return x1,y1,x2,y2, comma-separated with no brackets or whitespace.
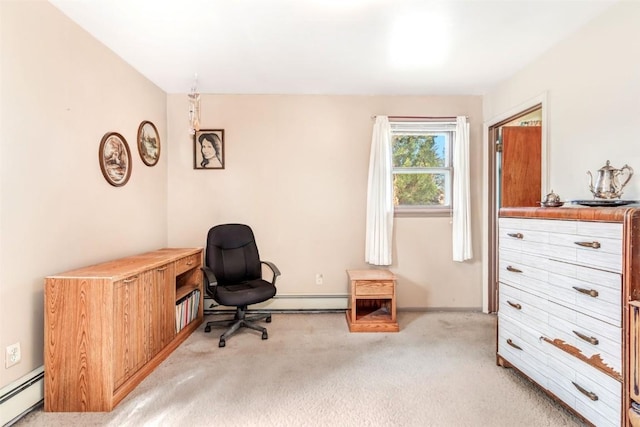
175,288,200,333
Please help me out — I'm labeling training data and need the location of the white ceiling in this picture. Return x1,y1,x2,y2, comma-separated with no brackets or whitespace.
49,0,617,95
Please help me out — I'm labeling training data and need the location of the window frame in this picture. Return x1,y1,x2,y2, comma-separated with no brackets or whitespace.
390,120,456,217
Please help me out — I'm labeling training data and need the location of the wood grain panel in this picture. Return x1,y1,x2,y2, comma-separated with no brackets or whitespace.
44,278,112,412
44,248,203,412
501,126,541,207
113,275,146,391
500,206,634,222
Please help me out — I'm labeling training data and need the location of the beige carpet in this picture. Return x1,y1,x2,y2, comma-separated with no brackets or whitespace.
16,312,583,427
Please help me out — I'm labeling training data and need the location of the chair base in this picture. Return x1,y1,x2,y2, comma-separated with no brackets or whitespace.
204,306,271,347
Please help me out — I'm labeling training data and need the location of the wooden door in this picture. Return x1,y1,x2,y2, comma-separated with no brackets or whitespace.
113,275,146,390
147,262,175,357
501,126,542,207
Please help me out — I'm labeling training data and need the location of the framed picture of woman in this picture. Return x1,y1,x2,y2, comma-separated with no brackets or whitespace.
194,129,225,169
137,120,160,166
99,132,132,187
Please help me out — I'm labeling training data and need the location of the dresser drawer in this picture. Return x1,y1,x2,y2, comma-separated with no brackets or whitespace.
498,259,551,298
547,268,621,327
546,233,622,273
500,219,622,272
545,340,621,427
354,281,394,296
500,217,577,234
500,217,621,238
499,248,549,271
499,230,549,258
546,300,621,378
498,314,548,388
499,283,549,327
175,253,200,275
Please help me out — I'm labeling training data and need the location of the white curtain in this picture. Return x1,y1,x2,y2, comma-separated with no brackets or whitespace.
365,116,393,266
452,116,472,262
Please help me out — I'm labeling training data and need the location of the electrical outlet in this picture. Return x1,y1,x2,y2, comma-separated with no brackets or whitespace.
5,342,21,368
315,273,323,285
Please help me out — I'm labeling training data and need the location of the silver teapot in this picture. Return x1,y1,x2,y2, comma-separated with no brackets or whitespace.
587,160,633,199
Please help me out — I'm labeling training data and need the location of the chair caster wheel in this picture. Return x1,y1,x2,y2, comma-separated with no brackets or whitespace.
219,339,226,348
262,331,268,340
205,325,211,333
266,315,272,323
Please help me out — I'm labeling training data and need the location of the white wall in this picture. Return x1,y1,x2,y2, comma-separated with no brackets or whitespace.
0,1,168,389
166,94,484,310
483,1,640,202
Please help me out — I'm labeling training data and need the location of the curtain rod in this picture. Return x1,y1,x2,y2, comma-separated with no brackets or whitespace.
371,115,466,120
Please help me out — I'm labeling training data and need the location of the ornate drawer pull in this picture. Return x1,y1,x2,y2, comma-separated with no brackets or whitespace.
573,330,599,345
123,275,139,283
507,301,522,310
506,338,522,350
507,232,524,239
506,266,522,273
572,381,598,401
574,241,601,249
156,267,168,272
186,260,194,266
572,286,599,298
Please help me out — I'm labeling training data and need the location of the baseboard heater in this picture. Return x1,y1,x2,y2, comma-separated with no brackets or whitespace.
0,366,44,426
204,293,349,313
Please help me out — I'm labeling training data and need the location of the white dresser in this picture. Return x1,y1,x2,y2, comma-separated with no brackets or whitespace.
498,207,640,427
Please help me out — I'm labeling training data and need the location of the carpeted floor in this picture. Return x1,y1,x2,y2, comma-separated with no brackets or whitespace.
16,311,584,426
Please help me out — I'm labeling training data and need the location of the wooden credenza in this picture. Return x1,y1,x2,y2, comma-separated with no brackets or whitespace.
497,207,640,427
44,248,203,412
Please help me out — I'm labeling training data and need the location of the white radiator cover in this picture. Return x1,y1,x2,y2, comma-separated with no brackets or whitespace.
0,366,43,426
205,293,349,311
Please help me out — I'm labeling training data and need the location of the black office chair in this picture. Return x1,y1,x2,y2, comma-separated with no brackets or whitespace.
201,224,280,347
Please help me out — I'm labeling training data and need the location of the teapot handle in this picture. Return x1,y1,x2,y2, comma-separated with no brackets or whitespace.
620,164,634,190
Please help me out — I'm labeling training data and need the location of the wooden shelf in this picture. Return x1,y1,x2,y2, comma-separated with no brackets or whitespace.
176,282,200,300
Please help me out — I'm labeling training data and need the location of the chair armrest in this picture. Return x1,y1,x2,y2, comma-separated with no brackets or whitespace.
201,266,218,297
261,260,281,286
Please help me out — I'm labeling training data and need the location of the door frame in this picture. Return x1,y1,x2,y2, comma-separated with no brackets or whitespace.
481,92,548,313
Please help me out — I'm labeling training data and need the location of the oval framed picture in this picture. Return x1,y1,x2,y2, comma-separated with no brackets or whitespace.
99,132,132,187
137,120,160,166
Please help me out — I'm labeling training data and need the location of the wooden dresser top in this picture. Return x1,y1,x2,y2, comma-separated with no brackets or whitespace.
499,206,640,222
47,247,202,280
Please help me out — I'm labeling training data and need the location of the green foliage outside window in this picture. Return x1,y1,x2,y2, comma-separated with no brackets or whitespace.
392,134,445,206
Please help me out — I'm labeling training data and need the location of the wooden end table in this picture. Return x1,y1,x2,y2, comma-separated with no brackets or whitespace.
346,269,398,332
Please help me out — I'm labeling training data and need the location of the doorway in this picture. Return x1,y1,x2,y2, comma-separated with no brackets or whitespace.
485,102,544,313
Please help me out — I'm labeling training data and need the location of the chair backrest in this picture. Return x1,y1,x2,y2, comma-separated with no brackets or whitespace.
205,224,262,284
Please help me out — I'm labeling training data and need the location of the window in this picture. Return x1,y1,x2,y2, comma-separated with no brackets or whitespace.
390,120,456,215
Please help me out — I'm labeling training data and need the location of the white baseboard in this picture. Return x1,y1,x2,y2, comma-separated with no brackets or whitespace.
0,366,44,426
205,293,349,311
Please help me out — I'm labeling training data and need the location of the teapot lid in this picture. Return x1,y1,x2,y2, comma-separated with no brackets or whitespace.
543,190,560,202
599,160,615,171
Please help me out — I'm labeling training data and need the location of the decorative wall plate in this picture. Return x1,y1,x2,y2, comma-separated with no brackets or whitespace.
99,132,131,187
137,120,160,166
